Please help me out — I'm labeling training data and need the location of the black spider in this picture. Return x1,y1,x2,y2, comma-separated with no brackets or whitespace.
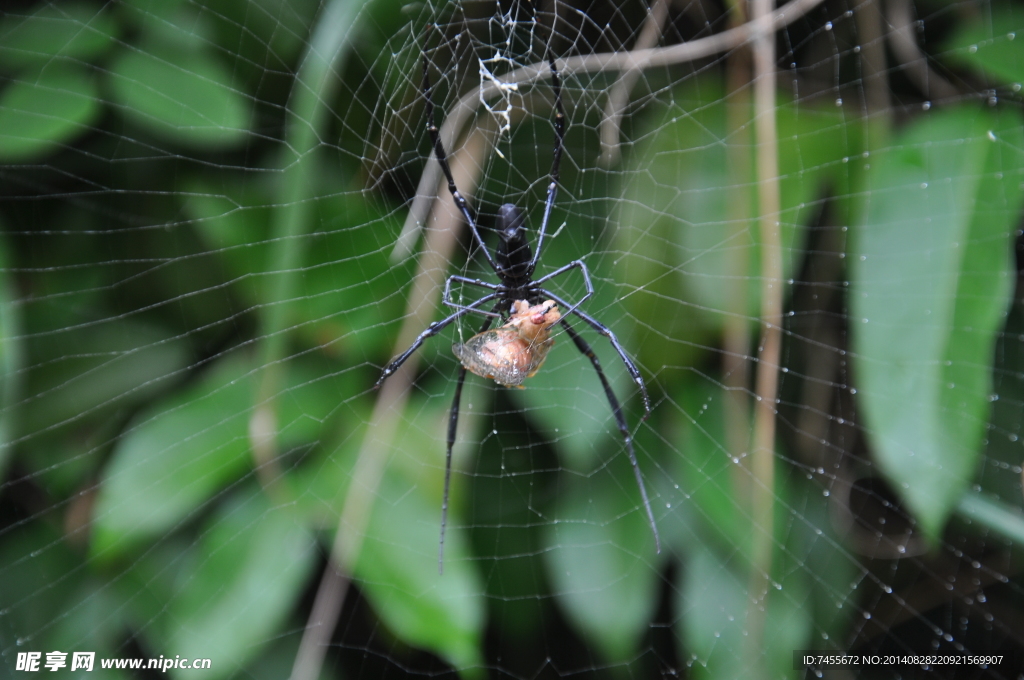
376,39,660,570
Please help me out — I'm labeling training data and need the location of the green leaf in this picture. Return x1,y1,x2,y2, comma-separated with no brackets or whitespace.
185,176,412,362
92,356,255,556
851,105,1024,540
0,524,130,674
19,317,189,439
118,0,216,54
92,355,352,555
508,332,638,470
294,189,413,361
979,295,1024,501
362,398,486,675
0,64,100,161
296,394,486,674
166,491,316,679
615,78,855,371
356,470,486,675
0,2,117,70
0,523,88,648
944,4,1024,88
678,547,810,679
0,231,20,477
180,177,274,314
543,454,661,662
14,267,184,495
784,484,858,648
956,490,1024,545
671,380,750,559
678,548,749,678
110,536,195,640
107,43,250,150
204,0,320,77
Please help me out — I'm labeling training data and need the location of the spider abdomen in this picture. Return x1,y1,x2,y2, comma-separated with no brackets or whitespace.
453,300,560,388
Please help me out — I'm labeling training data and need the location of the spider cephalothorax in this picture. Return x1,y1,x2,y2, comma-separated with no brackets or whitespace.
376,34,659,571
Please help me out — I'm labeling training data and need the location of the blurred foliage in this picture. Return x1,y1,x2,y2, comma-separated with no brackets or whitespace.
851,107,1024,541
2,0,1024,678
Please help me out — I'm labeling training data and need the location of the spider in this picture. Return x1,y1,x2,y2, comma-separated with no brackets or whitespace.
375,38,660,570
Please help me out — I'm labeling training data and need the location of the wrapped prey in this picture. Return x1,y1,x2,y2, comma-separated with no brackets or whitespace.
452,299,561,388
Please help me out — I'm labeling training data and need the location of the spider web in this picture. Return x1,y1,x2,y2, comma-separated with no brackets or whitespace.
2,0,1024,678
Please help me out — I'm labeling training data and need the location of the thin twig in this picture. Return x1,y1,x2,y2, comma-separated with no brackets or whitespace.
289,561,347,680
598,0,671,167
391,0,829,261
745,0,782,670
289,125,494,680
885,0,958,101
854,0,891,116
722,0,753,500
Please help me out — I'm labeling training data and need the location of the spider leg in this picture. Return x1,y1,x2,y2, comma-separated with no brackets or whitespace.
530,53,565,268
375,292,499,389
439,309,499,574
443,276,503,317
422,38,498,273
532,259,592,319
559,319,661,553
539,289,651,418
